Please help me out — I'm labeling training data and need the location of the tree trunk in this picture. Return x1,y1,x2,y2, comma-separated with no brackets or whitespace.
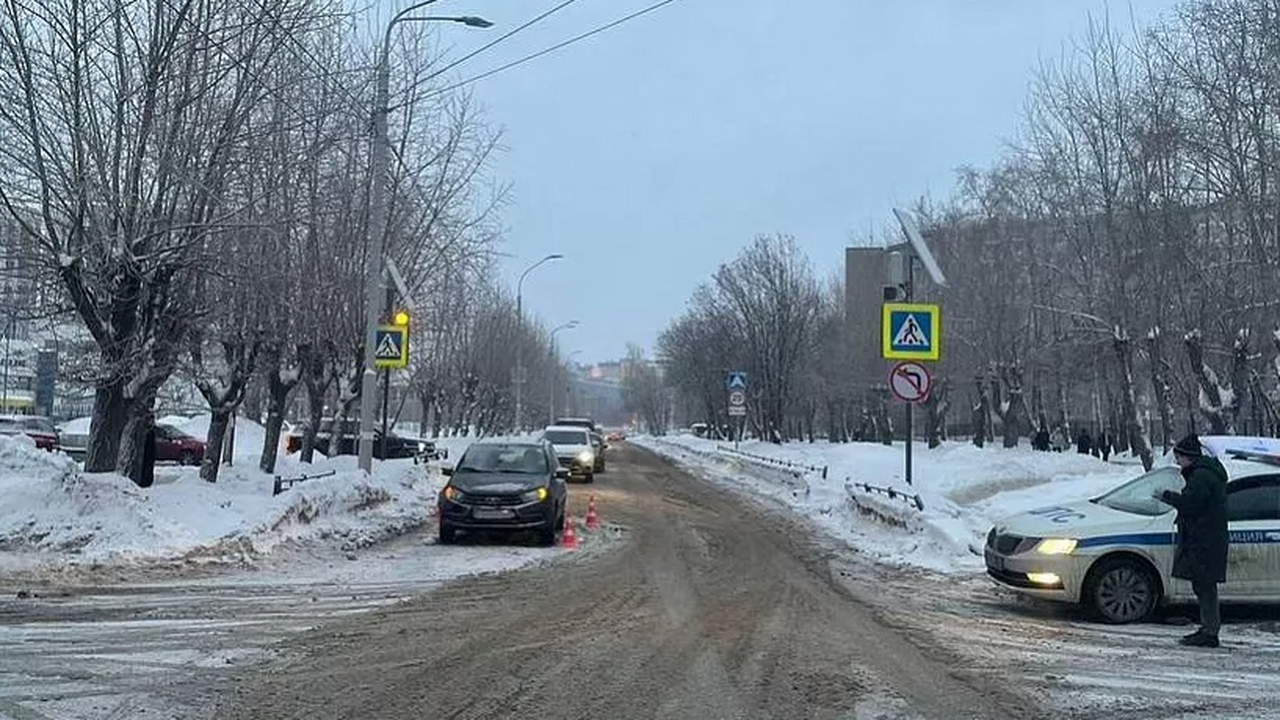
925,377,950,449
301,377,326,463
1185,329,1231,434
85,379,128,473
1114,327,1154,471
972,373,990,448
116,398,153,486
1230,328,1251,434
997,364,1030,449
1145,326,1175,453
201,408,232,483
222,413,237,465
259,375,294,474
875,387,893,446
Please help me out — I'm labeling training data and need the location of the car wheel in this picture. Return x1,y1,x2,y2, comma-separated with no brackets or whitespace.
181,451,198,466
438,522,457,545
1085,556,1161,624
584,472,595,484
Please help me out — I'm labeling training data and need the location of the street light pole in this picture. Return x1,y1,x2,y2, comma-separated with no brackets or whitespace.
547,321,578,425
513,253,563,434
358,2,492,472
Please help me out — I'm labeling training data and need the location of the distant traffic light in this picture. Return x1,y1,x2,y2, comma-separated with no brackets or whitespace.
393,310,409,326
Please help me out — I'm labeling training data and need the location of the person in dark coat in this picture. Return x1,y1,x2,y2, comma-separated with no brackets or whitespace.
139,414,157,489
1032,426,1050,451
1075,428,1093,455
1153,434,1228,647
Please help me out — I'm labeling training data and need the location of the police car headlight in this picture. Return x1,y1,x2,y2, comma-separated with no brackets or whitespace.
1035,538,1078,555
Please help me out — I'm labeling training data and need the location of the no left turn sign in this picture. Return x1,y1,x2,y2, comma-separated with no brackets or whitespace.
889,361,932,403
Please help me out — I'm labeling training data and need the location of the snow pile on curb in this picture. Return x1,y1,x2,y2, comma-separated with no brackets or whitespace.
0,428,448,572
638,434,1142,573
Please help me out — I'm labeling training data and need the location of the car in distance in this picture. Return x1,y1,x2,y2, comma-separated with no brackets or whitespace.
153,424,206,465
437,439,567,546
552,417,608,472
282,417,446,460
0,415,60,452
542,425,597,482
555,417,598,433
984,435,1280,623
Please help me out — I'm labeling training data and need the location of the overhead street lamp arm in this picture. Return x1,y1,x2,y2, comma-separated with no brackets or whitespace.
513,253,564,433
518,253,564,298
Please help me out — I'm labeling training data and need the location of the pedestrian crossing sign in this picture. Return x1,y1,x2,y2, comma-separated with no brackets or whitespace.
882,303,940,361
374,325,408,369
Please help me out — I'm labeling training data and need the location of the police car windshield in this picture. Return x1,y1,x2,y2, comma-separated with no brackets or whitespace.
1092,466,1182,516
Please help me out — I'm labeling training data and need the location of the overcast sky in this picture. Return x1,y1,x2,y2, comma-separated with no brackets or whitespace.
378,0,1181,364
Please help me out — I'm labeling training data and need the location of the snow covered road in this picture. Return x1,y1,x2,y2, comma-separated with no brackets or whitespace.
645,434,1280,720
0,530,582,720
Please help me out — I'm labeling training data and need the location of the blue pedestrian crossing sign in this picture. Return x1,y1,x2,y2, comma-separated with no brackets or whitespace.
725,371,748,391
882,303,940,361
374,325,408,369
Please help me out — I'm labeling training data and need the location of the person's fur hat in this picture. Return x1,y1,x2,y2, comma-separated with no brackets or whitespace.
1173,433,1202,458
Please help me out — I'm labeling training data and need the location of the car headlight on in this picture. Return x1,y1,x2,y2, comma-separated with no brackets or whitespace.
1035,538,1078,555
442,486,466,503
521,487,550,503
418,441,427,452
577,450,594,464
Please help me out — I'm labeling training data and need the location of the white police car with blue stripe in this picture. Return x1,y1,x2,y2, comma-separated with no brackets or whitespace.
985,436,1280,623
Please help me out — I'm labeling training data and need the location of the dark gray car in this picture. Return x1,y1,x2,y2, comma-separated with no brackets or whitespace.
437,439,568,546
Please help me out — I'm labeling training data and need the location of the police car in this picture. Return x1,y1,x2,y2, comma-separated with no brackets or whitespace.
984,436,1280,623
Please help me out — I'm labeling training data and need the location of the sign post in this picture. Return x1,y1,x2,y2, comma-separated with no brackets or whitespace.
884,208,946,487
726,371,748,448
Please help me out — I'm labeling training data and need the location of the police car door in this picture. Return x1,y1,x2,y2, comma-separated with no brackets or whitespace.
1222,475,1280,598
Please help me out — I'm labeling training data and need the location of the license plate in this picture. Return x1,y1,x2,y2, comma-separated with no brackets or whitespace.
472,508,514,520
985,549,1005,571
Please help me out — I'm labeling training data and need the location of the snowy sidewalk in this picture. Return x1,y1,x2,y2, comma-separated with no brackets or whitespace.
637,434,1140,573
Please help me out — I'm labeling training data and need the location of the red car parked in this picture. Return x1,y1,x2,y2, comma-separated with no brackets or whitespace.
154,424,206,465
0,415,60,451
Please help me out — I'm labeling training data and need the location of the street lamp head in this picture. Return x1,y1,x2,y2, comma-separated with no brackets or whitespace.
458,15,493,27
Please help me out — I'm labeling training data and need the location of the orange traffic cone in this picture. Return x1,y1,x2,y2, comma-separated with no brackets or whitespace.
561,513,578,550
584,494,600,531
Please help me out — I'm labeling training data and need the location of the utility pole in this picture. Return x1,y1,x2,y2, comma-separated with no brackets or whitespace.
357,3,492,472
514,254,563,434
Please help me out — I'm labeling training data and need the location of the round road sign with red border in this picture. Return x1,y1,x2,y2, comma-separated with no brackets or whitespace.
889,361,932,403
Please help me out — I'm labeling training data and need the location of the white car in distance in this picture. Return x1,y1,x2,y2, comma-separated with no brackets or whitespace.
541,425,596,483
984,435,1280,623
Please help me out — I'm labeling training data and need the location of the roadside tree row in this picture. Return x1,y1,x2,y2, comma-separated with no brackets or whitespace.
644,0,1280,469
0,0,567,484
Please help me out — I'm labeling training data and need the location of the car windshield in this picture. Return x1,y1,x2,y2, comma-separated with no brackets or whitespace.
544,430,588,446
1092,466,1184,516
455,445,547,474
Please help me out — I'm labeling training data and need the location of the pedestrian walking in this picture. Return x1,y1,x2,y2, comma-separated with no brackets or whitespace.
1153,434,1228,648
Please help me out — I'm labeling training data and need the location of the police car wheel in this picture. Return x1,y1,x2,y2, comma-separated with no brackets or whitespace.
1086,556,1161,624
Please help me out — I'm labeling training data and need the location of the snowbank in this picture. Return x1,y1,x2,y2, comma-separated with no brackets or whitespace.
0,431,449,574
637,434,1143,573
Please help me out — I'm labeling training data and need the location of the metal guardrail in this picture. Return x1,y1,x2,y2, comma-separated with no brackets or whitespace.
272,469,337,496
847,480,925,511
715,445,828,479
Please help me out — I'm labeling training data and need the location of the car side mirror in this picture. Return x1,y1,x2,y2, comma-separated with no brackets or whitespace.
554,468,569,479
441,466,453,476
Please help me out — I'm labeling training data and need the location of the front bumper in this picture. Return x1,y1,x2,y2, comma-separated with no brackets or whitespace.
439,495,555,530
984,545,1082,602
